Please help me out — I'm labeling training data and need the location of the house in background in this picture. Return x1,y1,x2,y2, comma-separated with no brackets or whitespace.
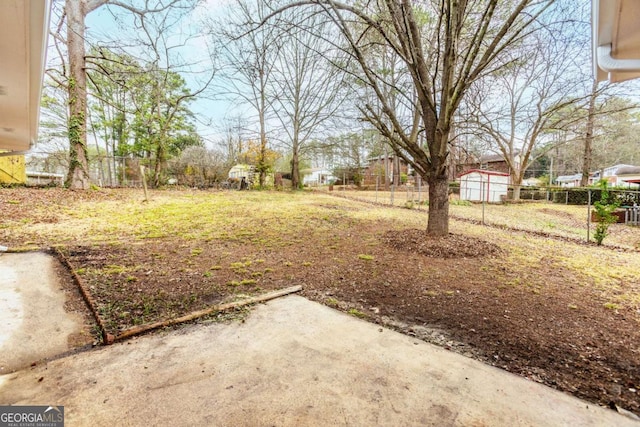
554,164,640,188
363,154,410,186
555,174,583,188
615,166,640,187
591,164,640,186
456,152,520,177
303,168,336,186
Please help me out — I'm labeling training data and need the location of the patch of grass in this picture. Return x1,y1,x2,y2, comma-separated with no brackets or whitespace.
326,297,339,306
604,302,620,310
6,188,640,351
230,261,252,274
102,265,129,275
347,308,366,318
403,201,415,210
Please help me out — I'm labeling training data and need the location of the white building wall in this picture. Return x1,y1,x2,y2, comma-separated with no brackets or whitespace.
460,171,509,203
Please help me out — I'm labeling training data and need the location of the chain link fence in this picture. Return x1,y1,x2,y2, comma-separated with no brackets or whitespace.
320,180,640,248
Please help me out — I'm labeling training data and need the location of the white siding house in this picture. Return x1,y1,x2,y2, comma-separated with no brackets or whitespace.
556,174,582,188
303,168,336,186
591,164,640,186
459,170,510,203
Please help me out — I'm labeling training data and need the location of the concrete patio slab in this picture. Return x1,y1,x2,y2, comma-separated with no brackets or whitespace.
0,294,636,426
0,252,85,374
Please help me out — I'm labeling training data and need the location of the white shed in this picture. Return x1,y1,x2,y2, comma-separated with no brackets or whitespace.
459,170,510,203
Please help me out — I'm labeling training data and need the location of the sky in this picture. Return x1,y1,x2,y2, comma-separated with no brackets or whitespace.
45,0,640,158
80,0,236,146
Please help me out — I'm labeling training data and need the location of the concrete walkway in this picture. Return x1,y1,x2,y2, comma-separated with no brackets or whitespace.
0,287,637,425
0,252,85,373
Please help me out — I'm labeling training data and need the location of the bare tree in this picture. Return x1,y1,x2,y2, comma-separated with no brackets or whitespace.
581,80,599,187
556,95,640,179
464,23,589,200
59,0,187,189
266,0,554,236
122,3,215,187
213,0,281,187
170,146,227,186
270,11,347,188
215,115,250,168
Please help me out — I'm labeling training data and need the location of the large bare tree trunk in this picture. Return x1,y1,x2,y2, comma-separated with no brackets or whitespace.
291,147,300,189
65,0,91,189
384,149,390,191
427,171,449,236
581,80,598,187
153,143,166,187
258,69,268,187
512,183,522,200
511,168,524,200
393,156,400,186
266,0,552,237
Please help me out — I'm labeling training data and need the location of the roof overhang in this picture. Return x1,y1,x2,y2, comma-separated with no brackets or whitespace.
593,0,640,82
0,0,51,153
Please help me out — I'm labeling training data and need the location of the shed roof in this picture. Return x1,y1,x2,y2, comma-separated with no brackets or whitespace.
459,169,510,178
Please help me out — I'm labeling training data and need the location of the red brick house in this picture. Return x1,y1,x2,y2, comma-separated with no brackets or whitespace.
363,155,410,187
455,153,516,178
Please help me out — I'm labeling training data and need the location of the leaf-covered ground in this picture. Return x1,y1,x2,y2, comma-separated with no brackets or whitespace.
1,187,639,416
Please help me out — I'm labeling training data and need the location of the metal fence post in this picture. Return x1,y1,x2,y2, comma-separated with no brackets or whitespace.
587,189,591,243
481,174,485,225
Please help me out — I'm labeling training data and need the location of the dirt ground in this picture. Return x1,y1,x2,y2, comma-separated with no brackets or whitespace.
1,187,638,416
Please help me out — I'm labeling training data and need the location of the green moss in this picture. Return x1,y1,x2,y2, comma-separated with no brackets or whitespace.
347,308,366,318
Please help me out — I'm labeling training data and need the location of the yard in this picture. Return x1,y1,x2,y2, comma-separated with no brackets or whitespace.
1,187,639,415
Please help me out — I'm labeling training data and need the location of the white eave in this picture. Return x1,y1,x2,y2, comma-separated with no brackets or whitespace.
0,0,51,153
593,0,640,82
